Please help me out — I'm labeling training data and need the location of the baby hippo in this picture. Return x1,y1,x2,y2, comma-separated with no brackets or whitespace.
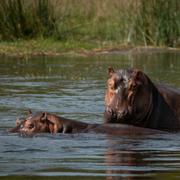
8,110,89,135
8,110,163,136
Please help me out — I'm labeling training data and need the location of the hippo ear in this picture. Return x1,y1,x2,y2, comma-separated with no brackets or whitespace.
16,119,21,126
108,67,115,77
133,70,147,86
41,112,47,121
28,109,32,116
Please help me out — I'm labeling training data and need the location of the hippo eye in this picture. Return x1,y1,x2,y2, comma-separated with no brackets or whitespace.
129,81,137,91
28,124,34,129
108,81,115,90
117,78,126,86
128,91,135,106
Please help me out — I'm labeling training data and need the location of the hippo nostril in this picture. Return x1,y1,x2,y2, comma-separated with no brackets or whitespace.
117,109,128,119
111,111,117,119
106,106,113,114
104,106,117,123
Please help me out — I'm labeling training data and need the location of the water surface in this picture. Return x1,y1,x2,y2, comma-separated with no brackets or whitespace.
0,51,180,179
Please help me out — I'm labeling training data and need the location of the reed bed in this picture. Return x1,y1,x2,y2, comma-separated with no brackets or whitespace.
0,0,179,47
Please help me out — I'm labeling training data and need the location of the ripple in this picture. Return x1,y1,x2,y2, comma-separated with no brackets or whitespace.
0,53,180,179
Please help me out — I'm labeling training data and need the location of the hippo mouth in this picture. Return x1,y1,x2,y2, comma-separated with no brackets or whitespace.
104,106,131,124
7,118,25,133
9,126,34,137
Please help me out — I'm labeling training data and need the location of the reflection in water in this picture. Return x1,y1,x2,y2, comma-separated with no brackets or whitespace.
105,140,154,179
0,51,180,179
105,133,180,179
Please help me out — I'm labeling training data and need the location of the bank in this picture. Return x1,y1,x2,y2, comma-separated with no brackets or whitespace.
0,39,179,59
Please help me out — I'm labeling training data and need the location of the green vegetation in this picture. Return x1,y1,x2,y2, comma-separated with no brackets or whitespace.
0,0,179,56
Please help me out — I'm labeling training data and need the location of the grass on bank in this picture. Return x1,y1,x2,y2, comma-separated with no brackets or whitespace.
0,0,179,52
0,0,179,57
1,38,179,58
0,38,126,57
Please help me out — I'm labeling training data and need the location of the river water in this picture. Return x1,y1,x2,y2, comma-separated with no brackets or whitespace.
0,50,180,179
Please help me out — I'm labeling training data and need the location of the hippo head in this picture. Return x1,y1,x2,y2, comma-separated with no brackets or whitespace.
104,67,153,125
9,110,54,135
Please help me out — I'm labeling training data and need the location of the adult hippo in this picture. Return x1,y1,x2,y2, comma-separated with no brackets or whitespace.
8,110,161,136
104,68,180,131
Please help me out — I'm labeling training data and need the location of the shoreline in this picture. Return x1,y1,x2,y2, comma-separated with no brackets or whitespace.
0,40,179,58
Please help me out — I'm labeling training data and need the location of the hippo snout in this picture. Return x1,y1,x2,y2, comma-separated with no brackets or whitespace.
104,106,130,123
104,106,118,123
117,109,128,120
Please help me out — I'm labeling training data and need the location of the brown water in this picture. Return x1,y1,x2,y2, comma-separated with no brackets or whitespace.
0,51,180,179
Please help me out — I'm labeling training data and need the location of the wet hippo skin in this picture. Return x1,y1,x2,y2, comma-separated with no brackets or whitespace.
8,110,162,136
8,110,89,135
104,68,180,131
8,68,180,135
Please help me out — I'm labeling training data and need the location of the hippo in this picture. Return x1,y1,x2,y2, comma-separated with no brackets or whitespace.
8,110,162,136
8,110,89,135
8,68,180,134
104,68,180,131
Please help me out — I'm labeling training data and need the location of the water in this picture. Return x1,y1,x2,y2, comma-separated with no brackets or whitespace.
0,50,180,179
